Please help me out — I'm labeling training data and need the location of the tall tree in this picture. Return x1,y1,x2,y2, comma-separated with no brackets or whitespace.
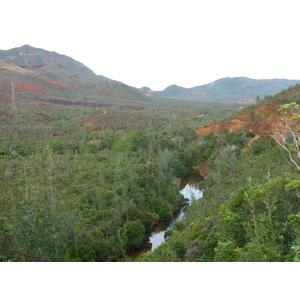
273,102,300,171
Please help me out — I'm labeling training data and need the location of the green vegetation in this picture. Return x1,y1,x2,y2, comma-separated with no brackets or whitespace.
1,45,299,262
137,89,300,262
0,94,240,261
155,77,300,102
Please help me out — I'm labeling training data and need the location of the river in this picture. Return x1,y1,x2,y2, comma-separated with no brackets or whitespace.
127,174,203,261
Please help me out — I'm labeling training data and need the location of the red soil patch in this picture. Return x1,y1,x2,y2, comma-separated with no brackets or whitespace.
41,78,81,92
0,60,35,75
0,93,11,104
173,178,181,187
191,91,207,96
86,113,100,127
14,80,49,95
53,133,66,136
88,127,101,134
0,111,12,118
98,90,113,97
196,100,282,136
196,163,210,179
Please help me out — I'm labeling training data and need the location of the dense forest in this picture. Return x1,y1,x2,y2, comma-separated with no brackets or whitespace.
1,82,300,262
0,93,240,262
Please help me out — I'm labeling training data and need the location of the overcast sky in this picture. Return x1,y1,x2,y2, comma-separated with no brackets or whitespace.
1,0,299,90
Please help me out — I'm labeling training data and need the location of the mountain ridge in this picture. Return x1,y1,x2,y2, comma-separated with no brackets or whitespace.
0,44,104,83
153,77,300,103
1,45,300,106
0,45,146,104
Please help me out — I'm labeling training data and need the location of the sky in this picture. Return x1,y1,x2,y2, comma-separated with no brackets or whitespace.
1,0,299,91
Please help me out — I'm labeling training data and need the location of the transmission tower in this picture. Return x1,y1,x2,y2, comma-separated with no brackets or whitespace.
11,81,16,111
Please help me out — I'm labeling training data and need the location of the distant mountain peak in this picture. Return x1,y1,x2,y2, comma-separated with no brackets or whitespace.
19,44,37,50
0,45,103,83
0,45,146,102
139,86,152,92
154,77,300,103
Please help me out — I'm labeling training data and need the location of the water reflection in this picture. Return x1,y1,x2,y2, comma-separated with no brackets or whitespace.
127,175,203,260
179,183,203,203
148,183,203,251
148,207,183,250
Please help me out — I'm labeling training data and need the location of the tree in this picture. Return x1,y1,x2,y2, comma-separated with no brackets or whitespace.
112,139,135,152
273,102,300,171
119,219,146,250
170,241,186,259
0,217,17,261
240,176,298,261
256,96,261,104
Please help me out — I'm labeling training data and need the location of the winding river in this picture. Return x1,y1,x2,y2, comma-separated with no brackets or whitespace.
128,174,203,260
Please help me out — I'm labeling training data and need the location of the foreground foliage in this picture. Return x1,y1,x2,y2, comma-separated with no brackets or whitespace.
137,89,300,262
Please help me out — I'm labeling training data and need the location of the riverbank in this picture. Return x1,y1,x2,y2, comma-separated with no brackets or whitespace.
126,173,204,261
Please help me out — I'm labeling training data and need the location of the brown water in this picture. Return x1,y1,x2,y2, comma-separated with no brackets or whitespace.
127,173,204,261
179,172,204,189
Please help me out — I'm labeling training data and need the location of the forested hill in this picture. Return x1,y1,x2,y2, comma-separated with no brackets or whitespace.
153,77,300,103
137,84,300,262
0,44,103,83
2,45,300,106
0,45,146,104
1,45,300,263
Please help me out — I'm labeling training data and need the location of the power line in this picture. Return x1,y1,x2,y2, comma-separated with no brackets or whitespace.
11,81,16,111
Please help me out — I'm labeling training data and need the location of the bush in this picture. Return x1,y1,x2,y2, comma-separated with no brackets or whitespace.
252,143,263,155
172,162,188,178
231,136,245,147
119,219,146,250
170,241,187,259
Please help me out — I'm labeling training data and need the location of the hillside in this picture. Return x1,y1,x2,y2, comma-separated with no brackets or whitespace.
1,45,300,263
196,84,300,138
0,71,240,262
137,84,300,263
0,45,146,106
0,44,105,84
196,100,280,136
154,77,300,103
